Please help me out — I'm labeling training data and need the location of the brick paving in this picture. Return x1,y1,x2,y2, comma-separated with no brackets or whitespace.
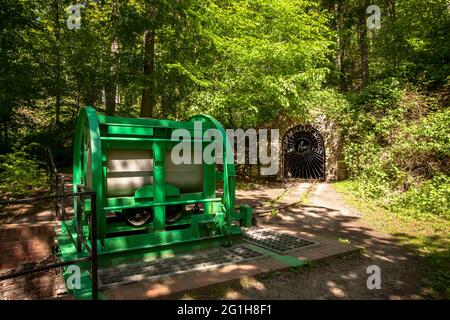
0,222,57,270
0,268,67,300
0,222,67,300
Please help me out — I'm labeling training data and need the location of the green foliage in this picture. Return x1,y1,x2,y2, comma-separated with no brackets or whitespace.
0,148,48,197
1,0,335,158
334,78,449,218
369,0,450,86
0,0,39,148
183,0,334,127
351,78,404,111
332,79,404,195
394,108,450,161
392,174,450,219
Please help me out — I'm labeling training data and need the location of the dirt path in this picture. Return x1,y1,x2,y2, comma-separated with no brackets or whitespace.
178,182,428,300
1,174,74,225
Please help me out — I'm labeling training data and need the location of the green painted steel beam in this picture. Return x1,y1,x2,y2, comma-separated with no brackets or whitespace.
98,115,213,130
101,137,214,143
105,197,222,211
153,129,166,231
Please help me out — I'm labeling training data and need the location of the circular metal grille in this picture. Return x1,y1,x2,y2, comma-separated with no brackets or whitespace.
283,125,325,179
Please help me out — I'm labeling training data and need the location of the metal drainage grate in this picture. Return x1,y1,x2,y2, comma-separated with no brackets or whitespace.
242,228,317,254
98,245,265,288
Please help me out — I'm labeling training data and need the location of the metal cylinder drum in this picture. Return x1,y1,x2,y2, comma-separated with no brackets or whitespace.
105,149,203,197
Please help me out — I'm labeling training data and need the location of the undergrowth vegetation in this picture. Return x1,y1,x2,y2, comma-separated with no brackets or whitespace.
328,79,449,221
331,79,449,299
0,147,48,198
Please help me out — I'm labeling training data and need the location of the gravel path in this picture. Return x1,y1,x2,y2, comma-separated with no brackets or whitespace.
178,182,428,300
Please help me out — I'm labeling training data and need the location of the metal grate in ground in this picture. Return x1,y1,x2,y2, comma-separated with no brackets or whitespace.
98,245,265,288
242,228,317,254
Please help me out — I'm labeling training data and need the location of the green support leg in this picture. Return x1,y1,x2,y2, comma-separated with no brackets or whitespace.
239,205,253,227
153,130,166,231
203,163,216,215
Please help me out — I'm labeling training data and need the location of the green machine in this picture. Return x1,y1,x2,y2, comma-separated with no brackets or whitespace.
56,106,253,298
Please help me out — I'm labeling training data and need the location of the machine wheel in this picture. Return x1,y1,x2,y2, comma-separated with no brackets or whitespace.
166,205,184,224
123,208,152,227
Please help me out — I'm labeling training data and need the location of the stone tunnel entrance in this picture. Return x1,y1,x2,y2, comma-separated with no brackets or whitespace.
283,125,325,180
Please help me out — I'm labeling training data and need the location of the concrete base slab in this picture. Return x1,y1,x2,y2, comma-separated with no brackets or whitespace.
101,233,358,300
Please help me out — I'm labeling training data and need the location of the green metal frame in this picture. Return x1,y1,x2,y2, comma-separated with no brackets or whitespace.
58,107,253,298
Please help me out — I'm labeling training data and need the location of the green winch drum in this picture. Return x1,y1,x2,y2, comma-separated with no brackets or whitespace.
58,106,253,280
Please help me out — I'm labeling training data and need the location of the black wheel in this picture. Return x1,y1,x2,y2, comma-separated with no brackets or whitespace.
166,205,183,224
252,216,258,227
123,208,152,227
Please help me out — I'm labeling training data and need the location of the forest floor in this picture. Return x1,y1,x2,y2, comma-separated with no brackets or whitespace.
172,181,432,300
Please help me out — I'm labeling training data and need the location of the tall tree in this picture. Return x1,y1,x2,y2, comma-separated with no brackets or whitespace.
359,0,369,89
53,0,62,129
0,0,37,151
105,1,120,116
140,4,156,118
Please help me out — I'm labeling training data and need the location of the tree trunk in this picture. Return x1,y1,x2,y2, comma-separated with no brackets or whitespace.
105,3,119,116
105,39,119,116
359,0,369,89
387,0,398,71
387,0,396,20
140,29,156,118
105,83,116,116
334,2,343,88
2,120,8,148
54,0,62,129
340,29,351,91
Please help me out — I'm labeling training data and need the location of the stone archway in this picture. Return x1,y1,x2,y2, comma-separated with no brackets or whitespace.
283,125,325,179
